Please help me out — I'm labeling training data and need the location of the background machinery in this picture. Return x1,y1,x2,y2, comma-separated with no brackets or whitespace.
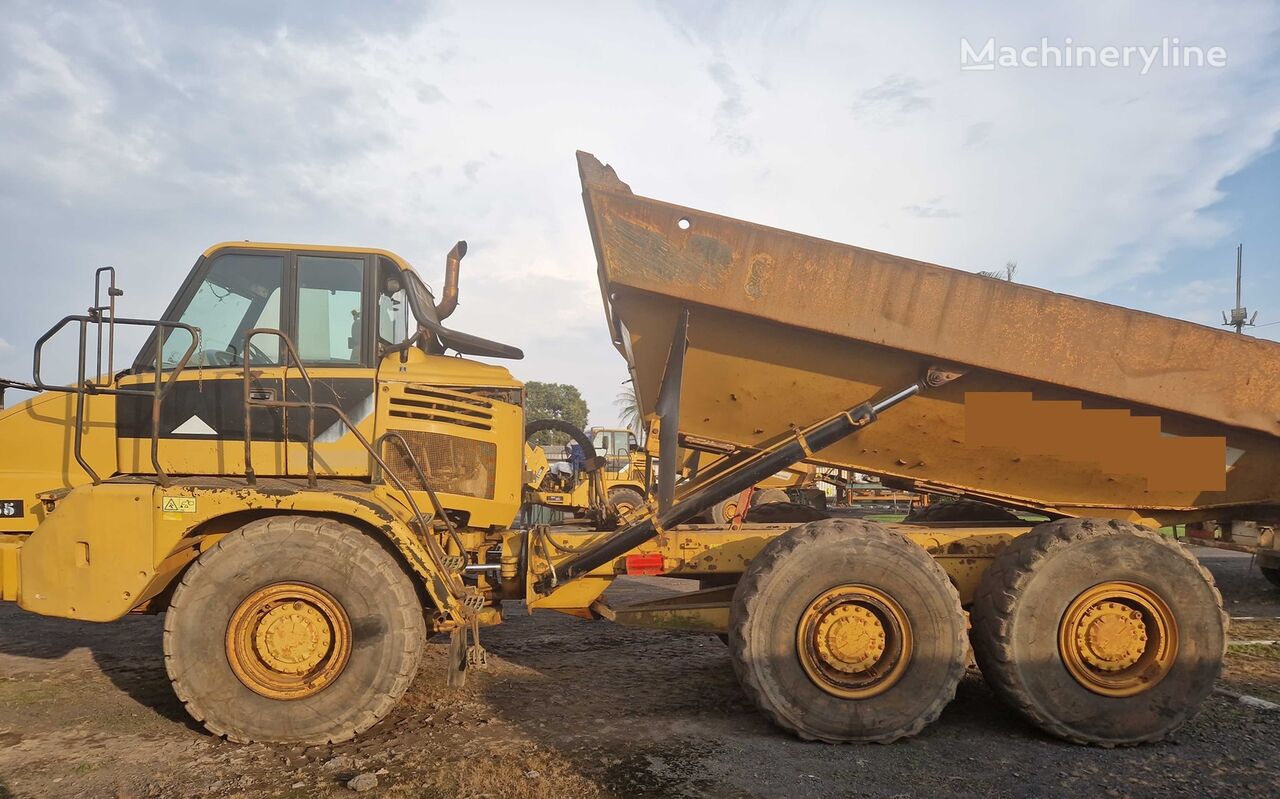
523,421,822,525
522,424,648,523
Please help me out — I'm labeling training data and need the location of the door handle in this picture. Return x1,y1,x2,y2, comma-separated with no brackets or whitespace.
248,388,275,401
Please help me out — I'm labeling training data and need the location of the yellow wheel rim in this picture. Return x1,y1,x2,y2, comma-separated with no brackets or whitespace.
226,582,352,700
720,500,739,523
796,585,912,699
1059,581,1178,697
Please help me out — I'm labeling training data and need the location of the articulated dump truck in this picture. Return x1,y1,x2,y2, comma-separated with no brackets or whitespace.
2,154,1278,749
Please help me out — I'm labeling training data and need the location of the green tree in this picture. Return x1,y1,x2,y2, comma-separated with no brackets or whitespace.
525,381,590,445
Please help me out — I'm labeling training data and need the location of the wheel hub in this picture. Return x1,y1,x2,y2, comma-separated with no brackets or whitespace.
1059,581,1177,697
816,605,886,673
1076,601,1147,672
254,601,334,675
226,583,352,700
797,585,911,699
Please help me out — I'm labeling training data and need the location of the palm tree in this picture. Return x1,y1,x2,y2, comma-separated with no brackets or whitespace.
978,260,1018,281
615,382,643,435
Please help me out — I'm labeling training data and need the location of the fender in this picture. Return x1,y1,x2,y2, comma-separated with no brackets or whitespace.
16,480,457,622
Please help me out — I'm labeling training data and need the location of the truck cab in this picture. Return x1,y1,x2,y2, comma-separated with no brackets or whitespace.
0,241,528,616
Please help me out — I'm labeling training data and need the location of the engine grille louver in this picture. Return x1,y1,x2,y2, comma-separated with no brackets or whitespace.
388,385,495,430
383,384,515,501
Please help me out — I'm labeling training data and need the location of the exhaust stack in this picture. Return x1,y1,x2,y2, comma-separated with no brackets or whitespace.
437,240,466,320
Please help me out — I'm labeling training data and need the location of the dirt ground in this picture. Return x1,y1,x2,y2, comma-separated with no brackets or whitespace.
0,546,1277,799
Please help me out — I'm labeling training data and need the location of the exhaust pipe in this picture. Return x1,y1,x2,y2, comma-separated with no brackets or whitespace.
437,240,466,320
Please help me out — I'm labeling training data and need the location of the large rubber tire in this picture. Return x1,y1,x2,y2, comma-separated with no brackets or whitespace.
709,495,742,524
903,498,1021,523
707,491,829,525
164,516,427,744
729,519,967,743
606,486,645,517
743,501,828,524
752,488,791,506
1260,565,1280,589
971,518,1226,746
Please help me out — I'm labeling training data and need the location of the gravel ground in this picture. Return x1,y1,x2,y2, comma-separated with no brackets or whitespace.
0,546,1276,799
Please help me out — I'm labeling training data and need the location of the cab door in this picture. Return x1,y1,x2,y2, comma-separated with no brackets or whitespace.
281,252,377,477
117,249,289,477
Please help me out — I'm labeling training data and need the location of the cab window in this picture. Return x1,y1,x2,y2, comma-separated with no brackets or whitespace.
592,430,636,457
593,430,614,455
297,256,366,365
162,253,283,368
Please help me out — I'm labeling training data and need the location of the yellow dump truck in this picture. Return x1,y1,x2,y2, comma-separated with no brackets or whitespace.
0,153,1275,749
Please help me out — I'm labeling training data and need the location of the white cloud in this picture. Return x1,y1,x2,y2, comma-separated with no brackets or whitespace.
1,1,1278,423
852,74,933,118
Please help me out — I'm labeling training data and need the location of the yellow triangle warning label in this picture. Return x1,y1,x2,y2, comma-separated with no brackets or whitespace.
162,496,197,514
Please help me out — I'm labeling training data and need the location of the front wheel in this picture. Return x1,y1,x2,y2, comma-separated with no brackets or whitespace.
606,486,645,518
971,518,1226,746
164,516,427,744
729,519,967,743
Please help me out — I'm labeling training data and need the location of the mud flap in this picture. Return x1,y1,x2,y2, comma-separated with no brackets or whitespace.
446,627,468,688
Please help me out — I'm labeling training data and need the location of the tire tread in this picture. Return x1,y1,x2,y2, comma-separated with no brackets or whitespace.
163,515,426,744
729,518,967,743
970,517,1227,746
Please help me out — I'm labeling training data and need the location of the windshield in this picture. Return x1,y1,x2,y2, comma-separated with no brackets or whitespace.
161,253,284,368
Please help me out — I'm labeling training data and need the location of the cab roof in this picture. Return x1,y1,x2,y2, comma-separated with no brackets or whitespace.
202,241,417,272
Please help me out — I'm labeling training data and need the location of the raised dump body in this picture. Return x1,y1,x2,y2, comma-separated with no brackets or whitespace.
578,152,1280,527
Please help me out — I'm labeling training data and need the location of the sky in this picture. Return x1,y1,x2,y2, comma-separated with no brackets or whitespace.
1,1,1278,426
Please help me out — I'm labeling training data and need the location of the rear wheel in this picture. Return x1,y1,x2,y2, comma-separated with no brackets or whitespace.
710,495,743,524
729,519,967,743
753,488,791,506
971,518,1226,746
164,516,427,744
606,486,645,516
744,501,828,524
903,498,1021,523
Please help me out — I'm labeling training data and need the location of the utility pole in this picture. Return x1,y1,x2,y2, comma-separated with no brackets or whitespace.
1221,243,1258,334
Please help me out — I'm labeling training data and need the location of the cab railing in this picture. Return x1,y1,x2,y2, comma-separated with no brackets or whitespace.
30,267,199,487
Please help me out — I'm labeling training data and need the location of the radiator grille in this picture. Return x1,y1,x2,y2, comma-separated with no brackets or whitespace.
388,385,496,430
385,429,496,500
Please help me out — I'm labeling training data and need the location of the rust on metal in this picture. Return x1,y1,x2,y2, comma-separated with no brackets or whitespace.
578,152,1280,523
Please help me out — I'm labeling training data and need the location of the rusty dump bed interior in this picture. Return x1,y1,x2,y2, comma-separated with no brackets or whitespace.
577,152,1280,523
